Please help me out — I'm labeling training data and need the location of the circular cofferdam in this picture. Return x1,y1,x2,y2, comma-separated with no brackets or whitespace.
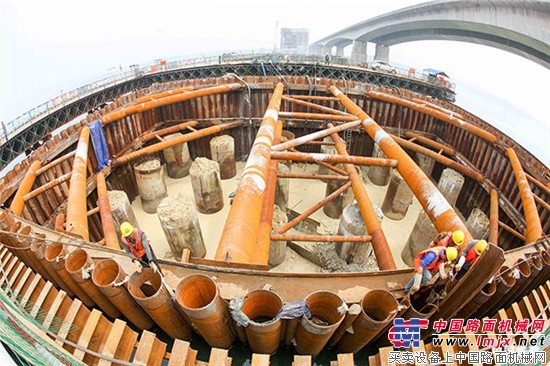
175,274,235,348
294,291,345,356
241,289,283,354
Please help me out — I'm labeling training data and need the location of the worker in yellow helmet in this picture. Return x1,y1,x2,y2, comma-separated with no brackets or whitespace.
120,222,161,274
405,246,458,294
430,229,465,248
453,239,488,281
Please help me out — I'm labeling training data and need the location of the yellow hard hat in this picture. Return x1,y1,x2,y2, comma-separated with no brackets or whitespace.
476,240,488,255
446,247,458,262
452,230,465,246
120,222,134,237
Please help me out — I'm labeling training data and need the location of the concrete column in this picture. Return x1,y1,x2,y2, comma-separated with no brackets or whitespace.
269,205,288,267
367,143,391,186
336,202,380,265
437,168,465,206
381,170,413,220
108,190,138,239
323,165,354,219
350,40,367,65
157,194,206,260
415,152,435,177
374,44,390,62
318,137,337,180
275,164,290,212
210,135,236,179
335,46,345,57
134,158,167,214
162,133,192,178
189,157,224,214
401,210,437,266
467,207,490,240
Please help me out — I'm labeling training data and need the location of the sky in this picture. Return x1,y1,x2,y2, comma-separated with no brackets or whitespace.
1,0,549,166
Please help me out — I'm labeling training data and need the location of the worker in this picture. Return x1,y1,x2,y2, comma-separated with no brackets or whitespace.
404,246,458,294
430,230,465,248
120,222,161,274
453,239,488,280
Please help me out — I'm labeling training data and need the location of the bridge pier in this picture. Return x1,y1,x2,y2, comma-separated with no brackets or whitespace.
350,40,367,65
374,44,390,62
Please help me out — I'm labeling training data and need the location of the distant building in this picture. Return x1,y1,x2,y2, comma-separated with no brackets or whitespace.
280,28,309,54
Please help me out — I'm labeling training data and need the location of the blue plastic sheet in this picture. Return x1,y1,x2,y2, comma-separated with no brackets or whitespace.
89,119,109,170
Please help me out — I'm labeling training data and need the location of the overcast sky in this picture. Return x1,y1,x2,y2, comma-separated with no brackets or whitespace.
1,0,549,165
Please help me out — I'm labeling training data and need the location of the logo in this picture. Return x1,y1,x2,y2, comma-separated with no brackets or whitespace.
388,318,430,348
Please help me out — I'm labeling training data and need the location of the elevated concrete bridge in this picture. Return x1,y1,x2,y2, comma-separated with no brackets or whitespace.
311,0,550,69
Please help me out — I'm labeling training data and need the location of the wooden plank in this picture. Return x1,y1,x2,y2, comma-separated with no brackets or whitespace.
1,250,13,268
12,267,33,299
336,354,354,366
133,330,166,366
529,290,547,319
42,290,67,330
251,353,270,366
98,319,126,366
1,253,17,284
167,339,194,366
519,296,538,321
73,308,102,361
19,271,42,309
367,355,381,366
208,348,231,366
29,281,52,318
56,299,82,346
292,355,311,366
7,262,25,290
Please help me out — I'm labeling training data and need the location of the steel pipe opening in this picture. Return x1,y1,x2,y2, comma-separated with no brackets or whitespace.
241,289,283,355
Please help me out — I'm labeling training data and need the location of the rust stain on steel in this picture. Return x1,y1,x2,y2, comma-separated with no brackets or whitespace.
391,134,484,183
35,151,76,176
23,172,72,202
368,90,498,145
139,121,198,143
404,131,455,156
65,127,90,241
276,181,352,235
506,147,544,243
282,95,351,116
134,86,194,104
270,233,372,242
10,160,42,216
489,189,500,246
272,120,362,152
328,123,396,270
331,86,473,246
96,171,121,250
254,120,283,264
112,121,243,166
215,83,285,264
278,112,357,122
101,83,242,125
271,151,398,167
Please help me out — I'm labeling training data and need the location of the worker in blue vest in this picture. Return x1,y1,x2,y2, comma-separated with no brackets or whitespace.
405,246,458,294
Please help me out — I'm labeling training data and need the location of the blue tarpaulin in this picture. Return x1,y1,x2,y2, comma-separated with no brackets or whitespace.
89,120,109,170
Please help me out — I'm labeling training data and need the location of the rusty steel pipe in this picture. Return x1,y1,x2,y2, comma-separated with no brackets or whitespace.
391,134,484,183
456,281,497,320
272,120,361,152
23,172,72,202
533,194,550,213
112,121,243,167
241,289,283,355
526,173,550,197
175,274,235,348
331,86,474,246
101,83,242,125
44,242,95,307
287,95,339,102
367,90,497,144
215,83,284,264
498,221,526,241
403,131,455,156
134,86,194,104
96,171,121,250
276,172,349,181
271,151,398,167
478,266,516,319
506,147,544,244
276,181,352,235
65,127,90,241
10,160,41,216
65,249,121,318
329,125,396,270
270,233,372,243
30,239,72,295
294,291,345,356
282,95,351,116
336,289,398,354
140,121,198,143
35,151,76,176
277,111,357,122
327,303,362,348
489,189,500,246
410,97,465,120
128,268,193,340
254,120,283,264
91,259,154,330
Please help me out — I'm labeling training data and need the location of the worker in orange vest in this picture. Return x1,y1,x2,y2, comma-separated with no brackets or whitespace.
453,239,488,280
120,222,161,274
405,246,458,294
430,229,465,248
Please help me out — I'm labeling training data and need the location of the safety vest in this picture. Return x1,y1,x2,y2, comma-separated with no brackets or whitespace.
436,233,452,247
414,247,446,273
464,245,478,263
124,232,146,259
